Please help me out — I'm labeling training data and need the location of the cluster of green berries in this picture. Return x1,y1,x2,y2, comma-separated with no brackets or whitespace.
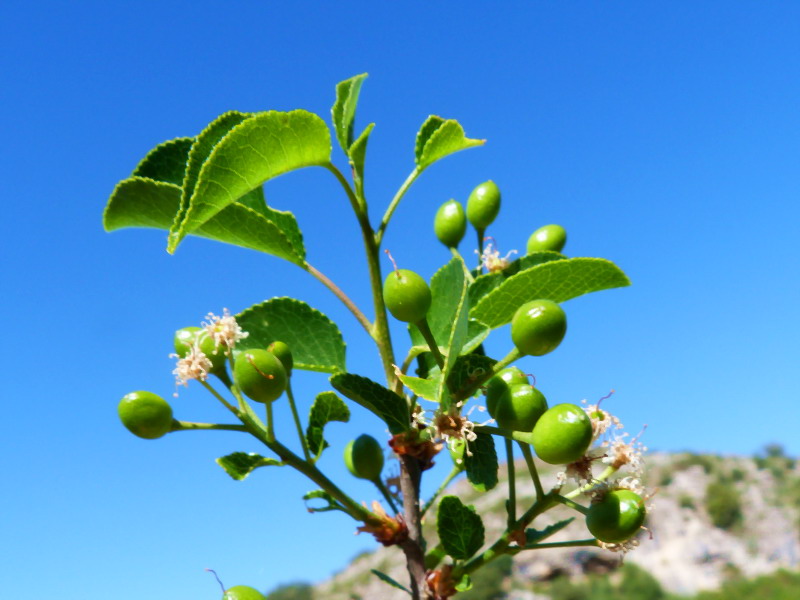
117,317,294,440
432,180,567,256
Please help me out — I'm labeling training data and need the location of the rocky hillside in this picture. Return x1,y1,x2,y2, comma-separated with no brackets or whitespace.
312,448,800,599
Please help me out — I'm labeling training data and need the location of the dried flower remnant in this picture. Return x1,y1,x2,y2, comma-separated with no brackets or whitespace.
356,501,409,546
425,565,458,600
477,237,517,273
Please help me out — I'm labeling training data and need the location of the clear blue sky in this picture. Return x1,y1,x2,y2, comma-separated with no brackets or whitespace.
2,2,798,598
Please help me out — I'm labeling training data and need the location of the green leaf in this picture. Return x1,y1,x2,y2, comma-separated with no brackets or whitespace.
216,452,281,481
303,490,347,513
437,496,485,560
132,137,193,185
169,109,331,253
332,73,368,152
349,122,375,185
455,574,473,593
464,431,498,492
395,370,441,402
446,355,497,401
236,298,346,373
525,517,575,547
468,251,566,307
102,177,305,265
370,570,412,595
330,373,410,434
470,258,631,328
306,391,350,457
414,116,484,171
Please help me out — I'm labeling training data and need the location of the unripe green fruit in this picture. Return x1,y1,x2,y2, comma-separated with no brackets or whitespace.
496,367,529,386
174,326,226,373
223,585,266,600
344,434,385,480
448,438,467,468
532,403,593,464
586,489,647,543
527,224,567,253
511,299,567,357
466,180,501,230
267,340,293,376
486,381,548,432
434,199,467,247
383,269,431,323
118,391,173,440
233,349,287,403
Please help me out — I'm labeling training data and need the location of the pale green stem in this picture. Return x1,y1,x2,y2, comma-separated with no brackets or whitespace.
373,478,400,514
199,380,239,415
564,465,618,499
506,438,517,528
374,168,421,246
475,227,486,272
508,538,599,553
421,465,461,517
286,380,311,462
414,318,445,371
325,162,365,218
555,494,589,515
518,442,545,500
306,262,372,335
171,421,247,432
266,400,275,443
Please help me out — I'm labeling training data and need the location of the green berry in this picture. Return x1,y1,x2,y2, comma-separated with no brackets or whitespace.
466,180,501,230
495,367,529,386
527,224,567,253
118,391,173,440
233,349,287,403
434,199,467,248
267,340,293,376
383,269,431,323
586,489,647,543
448,438,467,469
174,326,226,373
531,403,593,464
223,585,266,600
344,434,384,480
486,380,548,432
511,299,567,357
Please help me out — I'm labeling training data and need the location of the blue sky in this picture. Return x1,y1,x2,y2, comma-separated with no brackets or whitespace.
2,2,799,598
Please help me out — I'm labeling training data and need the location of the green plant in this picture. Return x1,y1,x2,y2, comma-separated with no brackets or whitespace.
344,434,385,480
705,480,742,531
104,73,646,599
485,377,548,432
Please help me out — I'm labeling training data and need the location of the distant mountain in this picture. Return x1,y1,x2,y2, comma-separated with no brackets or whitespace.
309,448,800,600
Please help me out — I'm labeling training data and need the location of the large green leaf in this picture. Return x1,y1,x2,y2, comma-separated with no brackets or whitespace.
435,258,470,408
306,391,350,457
330,373,410,434
216,452,281,481
437,496,485,560
414,116,484,171
464,432,498,492
174,111,253,238
236,298,345,373
332,73,368,152
168,110,331,252
468,251,566,307
103,177,305,265
470,258,631,328
132,137,193,185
